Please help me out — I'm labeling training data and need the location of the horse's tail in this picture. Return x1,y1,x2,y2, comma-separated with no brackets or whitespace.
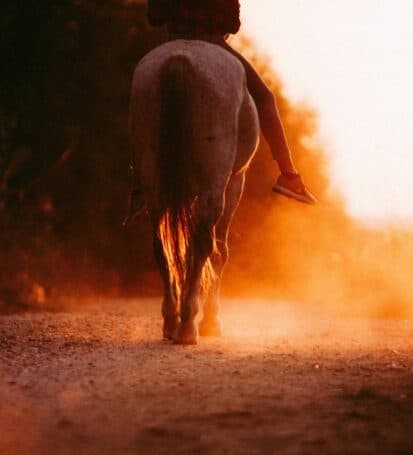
157,54,214,303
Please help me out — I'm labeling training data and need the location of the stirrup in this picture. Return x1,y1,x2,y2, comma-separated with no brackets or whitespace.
122,204,147,227
122,188,147,227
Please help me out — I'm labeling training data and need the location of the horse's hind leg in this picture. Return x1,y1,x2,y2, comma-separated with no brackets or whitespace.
199,174,246,337
153,230,180,339
175,195,224,345
198,242,225,337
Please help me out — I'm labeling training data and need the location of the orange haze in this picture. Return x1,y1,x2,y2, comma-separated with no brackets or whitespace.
222,36,413,319
2,32,412,321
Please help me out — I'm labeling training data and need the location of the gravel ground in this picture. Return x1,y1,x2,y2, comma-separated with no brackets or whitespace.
1,299,413,455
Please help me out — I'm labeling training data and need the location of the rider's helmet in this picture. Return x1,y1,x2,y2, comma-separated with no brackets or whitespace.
147,0,241,35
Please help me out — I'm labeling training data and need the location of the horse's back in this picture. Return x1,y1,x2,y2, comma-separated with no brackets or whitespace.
131,40,259,193
131,40,255,187
131,40,246,112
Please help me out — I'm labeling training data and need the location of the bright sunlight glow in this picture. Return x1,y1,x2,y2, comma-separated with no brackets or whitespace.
242,0,413,222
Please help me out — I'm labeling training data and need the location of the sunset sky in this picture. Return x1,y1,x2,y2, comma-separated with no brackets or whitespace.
241,0,413,222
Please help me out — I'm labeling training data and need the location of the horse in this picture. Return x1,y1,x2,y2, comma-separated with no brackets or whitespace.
130,40,259,345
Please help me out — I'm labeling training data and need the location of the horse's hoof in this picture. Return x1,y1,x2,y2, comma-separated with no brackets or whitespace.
174,321,198,345
198,317,223,337
163,317,180,340
163,328,176,340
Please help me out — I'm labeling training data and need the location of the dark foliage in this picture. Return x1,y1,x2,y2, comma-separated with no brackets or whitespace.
0,1,168,307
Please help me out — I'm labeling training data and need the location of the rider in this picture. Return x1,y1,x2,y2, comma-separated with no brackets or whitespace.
124,0,316,225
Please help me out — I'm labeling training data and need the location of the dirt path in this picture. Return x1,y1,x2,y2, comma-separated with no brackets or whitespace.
1,299,413,455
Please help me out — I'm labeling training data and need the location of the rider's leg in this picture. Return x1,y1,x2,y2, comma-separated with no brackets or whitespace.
221,43,295,172
221,42,317,204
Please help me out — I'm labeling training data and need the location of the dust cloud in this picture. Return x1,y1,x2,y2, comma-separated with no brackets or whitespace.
222,36,413,319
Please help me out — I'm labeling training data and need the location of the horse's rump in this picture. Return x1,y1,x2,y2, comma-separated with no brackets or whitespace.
130,40,251,306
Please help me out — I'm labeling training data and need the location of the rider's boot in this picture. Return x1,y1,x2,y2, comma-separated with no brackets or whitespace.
273,172,317,205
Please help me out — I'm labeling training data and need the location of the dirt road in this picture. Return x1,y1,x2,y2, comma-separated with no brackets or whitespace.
1,299,412,454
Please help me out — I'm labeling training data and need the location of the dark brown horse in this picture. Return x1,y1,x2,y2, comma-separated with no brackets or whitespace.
130,40,259,344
